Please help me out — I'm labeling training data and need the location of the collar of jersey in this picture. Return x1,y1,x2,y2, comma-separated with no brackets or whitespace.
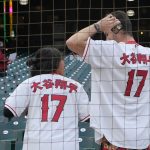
50,72,61,75
126,40,137,44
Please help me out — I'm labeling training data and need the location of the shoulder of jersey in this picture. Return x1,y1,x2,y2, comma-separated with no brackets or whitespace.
60,75,82,87
21,75,41,84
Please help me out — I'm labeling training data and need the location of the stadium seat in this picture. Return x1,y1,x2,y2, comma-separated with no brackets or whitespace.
79,136,95,148
79,137,100,150
79,127,94,137
64,55,71,64
15,141,23,150
6,117,26,131
0,141,11,150
0,128,17,142
5,84,14,93
0,86,7,97
0,77,5,83
4,117,26,144
79,122,89,128
0,99,4,107
0,127,22,150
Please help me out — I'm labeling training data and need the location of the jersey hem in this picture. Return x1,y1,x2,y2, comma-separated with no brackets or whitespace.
104,135,149,149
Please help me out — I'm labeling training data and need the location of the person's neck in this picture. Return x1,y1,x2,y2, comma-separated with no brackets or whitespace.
117,34,135,43
52,70,64,76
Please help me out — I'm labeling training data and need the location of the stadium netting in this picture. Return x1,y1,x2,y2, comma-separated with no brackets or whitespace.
0,0,150,150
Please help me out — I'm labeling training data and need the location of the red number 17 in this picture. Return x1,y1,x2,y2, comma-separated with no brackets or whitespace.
41,94,67,122
124,69,148,97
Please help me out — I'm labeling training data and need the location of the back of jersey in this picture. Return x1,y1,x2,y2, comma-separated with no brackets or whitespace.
98,42,150,148
84,39,150,149
5,74,89,150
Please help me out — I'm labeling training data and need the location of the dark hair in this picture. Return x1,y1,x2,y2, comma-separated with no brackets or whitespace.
111,10,133,36
26,47,63,77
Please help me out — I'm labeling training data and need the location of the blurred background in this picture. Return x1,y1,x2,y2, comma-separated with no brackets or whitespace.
0,0,150,55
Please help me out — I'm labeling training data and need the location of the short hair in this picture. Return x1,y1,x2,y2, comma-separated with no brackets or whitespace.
111,10,133,36
27,47,63,77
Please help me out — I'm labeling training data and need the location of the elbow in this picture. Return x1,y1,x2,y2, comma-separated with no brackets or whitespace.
66,38,75,52
66,38,82,56
66,36,85,57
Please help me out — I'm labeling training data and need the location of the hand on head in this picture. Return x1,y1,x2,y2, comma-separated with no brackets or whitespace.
96,14,121,33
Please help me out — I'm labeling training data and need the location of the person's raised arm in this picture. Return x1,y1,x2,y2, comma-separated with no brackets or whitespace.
66,24,97,57
66,14,120,57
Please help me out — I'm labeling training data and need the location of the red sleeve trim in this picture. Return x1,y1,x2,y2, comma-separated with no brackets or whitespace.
82,37,91,61
4,104,18,117
80,115,90,122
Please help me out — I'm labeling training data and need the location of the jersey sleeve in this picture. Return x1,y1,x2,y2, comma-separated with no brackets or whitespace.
82,37,117,68
4,80,30,117
76,85,89,122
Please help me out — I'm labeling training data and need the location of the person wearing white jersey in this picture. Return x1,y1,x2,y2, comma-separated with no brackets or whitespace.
66,10,150,150
4,47,89,150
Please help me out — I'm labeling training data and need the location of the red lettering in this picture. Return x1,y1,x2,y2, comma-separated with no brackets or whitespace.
68,83,77,93
137,53,148,64
55,79,67,90
31,82,43,93
134,70,148,97
120,53,130,65
141,54,148,64
124,70,135,96
41,94,49,121
124,70,148,97
42,79,54,89
130,53,137,64
51,95,67,122
41,94,67,122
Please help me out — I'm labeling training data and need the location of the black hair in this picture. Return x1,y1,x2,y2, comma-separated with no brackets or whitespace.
26,47,64,77
111,10,133,36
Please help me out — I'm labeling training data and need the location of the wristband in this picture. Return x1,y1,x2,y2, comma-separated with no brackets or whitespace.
94,23,101,33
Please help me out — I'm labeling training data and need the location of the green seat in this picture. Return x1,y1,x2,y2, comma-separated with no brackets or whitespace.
0,141,11,150
5,84,14,93
0,120,25,145
6,117,26,131
79,137,100,150
79,136,95,148
79,127,94,137
79,122,93,137
0,129,17,142
79,122,89,128
15,141,23,150
0,79,5,86
0,127,21,150
0,87,7,98
4,117,25,141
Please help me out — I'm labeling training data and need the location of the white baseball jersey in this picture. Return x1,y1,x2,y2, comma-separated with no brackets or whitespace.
5,74,89,150
83,37,150,149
